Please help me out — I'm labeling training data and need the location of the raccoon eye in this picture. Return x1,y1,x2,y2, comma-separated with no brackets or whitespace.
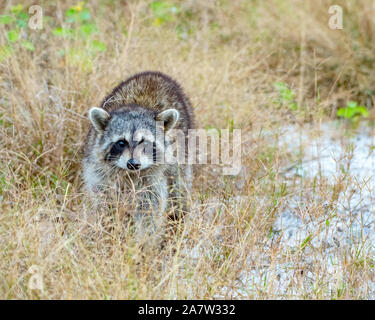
138,138,151,147
115,139,127,148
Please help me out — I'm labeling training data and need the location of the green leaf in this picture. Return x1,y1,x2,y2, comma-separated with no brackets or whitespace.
0,45,13,62
16,12,29,28
21,40,35,51
66,5,91,23
90,40,107,53
10,4,23,14
282,89,295,102
337,101,368,119
66,48,93,72
337,107,354,119
16,19,27,28
336,108,345,117
52,27,74,37
7,29,19,43
66,3,84,15
347,101,358,109
66,8,77,17
79,24,98,37
150,1,180,24
0,15,14,25
300,235,311,249
65,8,78,23
79,9,91,21
356,106,368,117
274,81,287,91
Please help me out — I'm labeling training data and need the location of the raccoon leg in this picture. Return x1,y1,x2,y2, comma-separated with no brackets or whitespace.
167,164,192,221
132,177,168,244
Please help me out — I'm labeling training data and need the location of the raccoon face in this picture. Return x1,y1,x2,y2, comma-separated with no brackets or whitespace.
89,105,179,172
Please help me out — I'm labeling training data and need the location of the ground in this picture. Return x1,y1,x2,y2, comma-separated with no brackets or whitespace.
1,0,375,299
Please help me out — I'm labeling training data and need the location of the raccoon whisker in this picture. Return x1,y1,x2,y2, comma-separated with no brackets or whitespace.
96,164,118,180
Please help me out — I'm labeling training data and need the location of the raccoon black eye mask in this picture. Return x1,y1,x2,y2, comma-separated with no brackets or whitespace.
113,139,127,153
105,138,152,162
105,139,128,161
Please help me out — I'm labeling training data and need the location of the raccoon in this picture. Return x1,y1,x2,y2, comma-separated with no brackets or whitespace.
82,71,194,237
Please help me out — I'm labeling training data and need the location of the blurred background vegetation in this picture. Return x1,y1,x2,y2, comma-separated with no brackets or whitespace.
1,0,374,189
1,0,375,124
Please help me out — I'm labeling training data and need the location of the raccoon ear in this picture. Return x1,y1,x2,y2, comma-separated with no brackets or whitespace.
89,107,110,132
156,109,180,131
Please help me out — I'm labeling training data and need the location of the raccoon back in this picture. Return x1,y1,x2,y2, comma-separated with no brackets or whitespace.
99,71,194,133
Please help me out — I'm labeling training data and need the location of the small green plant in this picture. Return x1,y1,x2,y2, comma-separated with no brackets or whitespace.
150,1,180,26
52,2,98,39
274,81,298,111
149,1,195,40
52,2,107,71
1,4,29,28
65,2,92,23
300,234,311,250
0,172,7,196
336,101,368,119
0,45,13,62
0,4,36,61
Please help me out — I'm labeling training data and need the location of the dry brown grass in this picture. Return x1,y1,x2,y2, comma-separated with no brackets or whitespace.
1,0,375,299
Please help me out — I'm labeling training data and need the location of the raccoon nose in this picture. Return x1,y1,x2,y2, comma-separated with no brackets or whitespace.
127,159,141,170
